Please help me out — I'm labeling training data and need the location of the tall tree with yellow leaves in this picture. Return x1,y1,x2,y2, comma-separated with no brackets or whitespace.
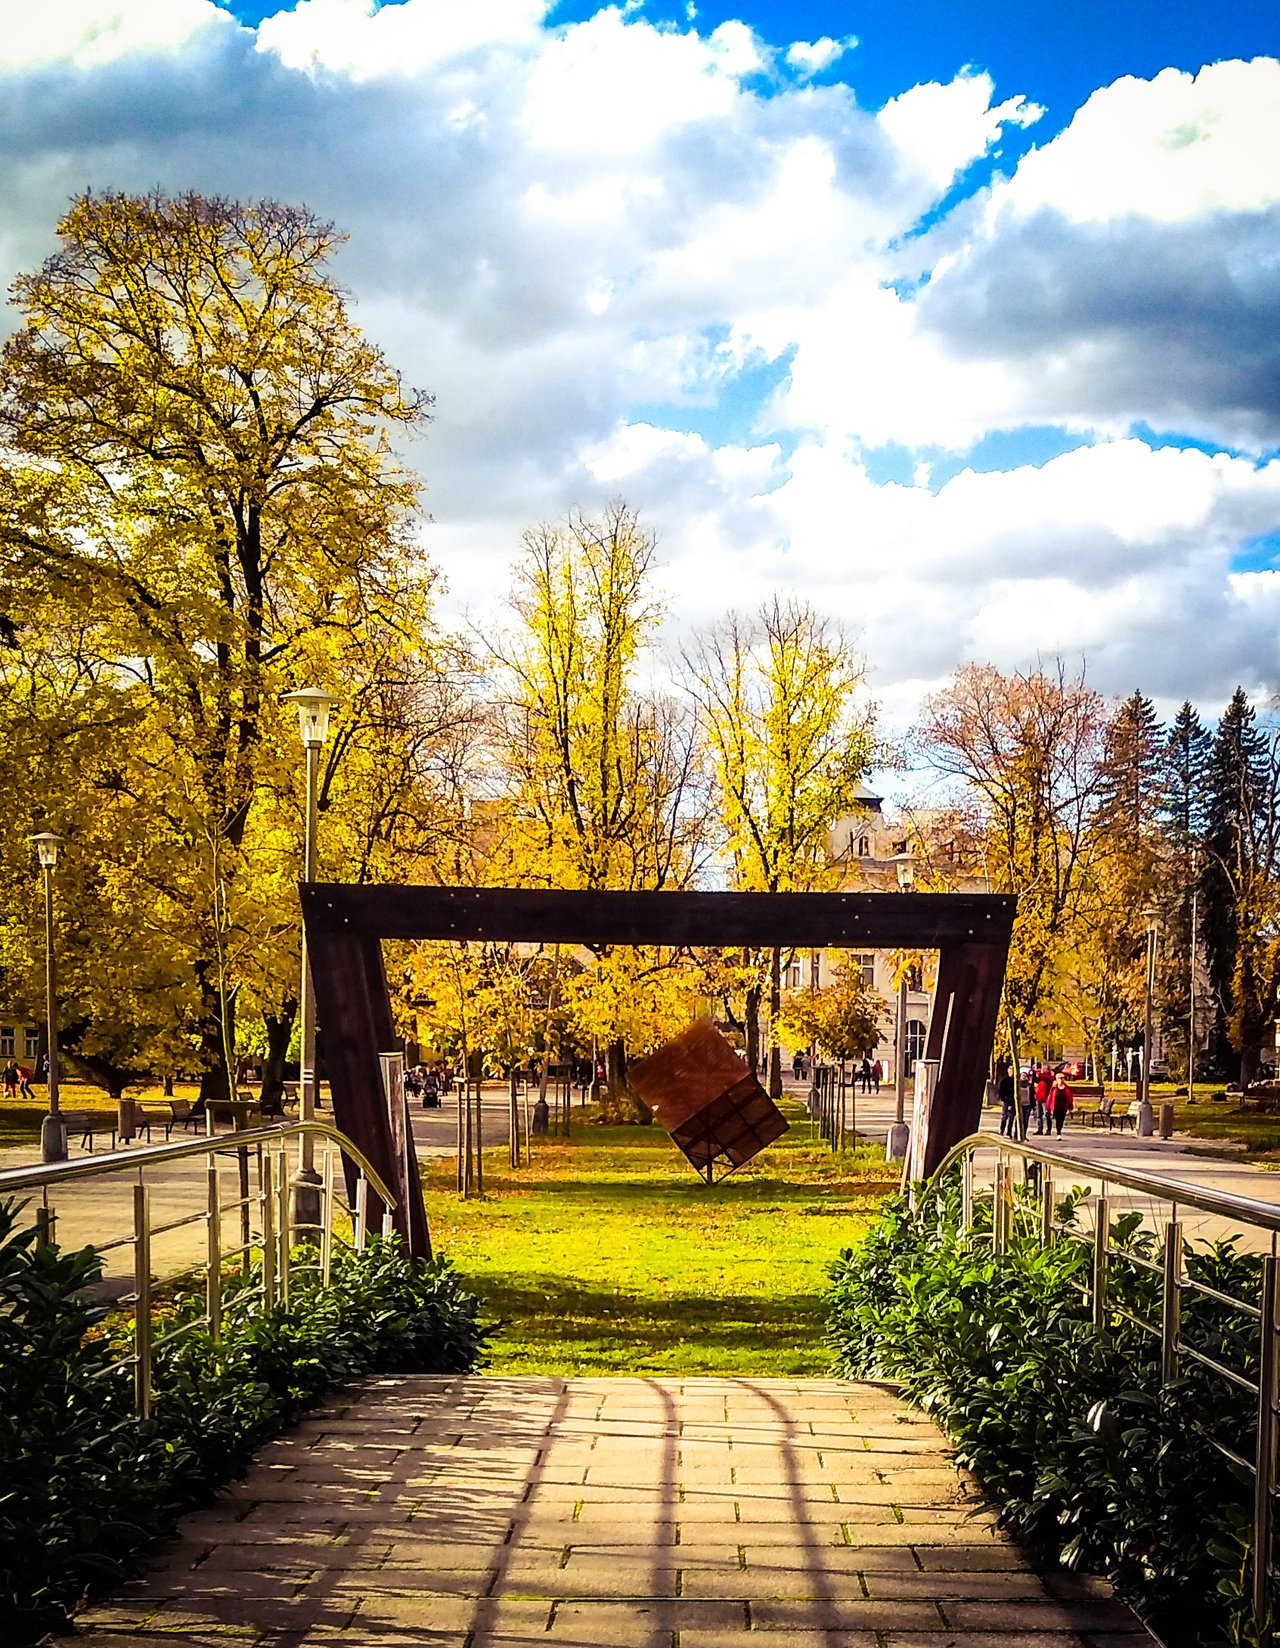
0,191,433,1100
685,598,876,1097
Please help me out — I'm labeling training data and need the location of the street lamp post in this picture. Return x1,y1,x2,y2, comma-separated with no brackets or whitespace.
31,832,65,1164
283,687,338,1230
887,851,915,1161
1188,850,1199,1106
1138,903,1160,1137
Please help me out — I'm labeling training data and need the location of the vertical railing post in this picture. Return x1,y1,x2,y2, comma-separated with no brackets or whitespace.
1162,1220,1183,1386
206,1161,222,1343
1092,1195,1111,1331
1253,1255,1279,1628
261,1151,276,1304
993,1159,1009,1254
133,1182,152,1419
1041,1177,1055,1247
35,1201,55,1248
321,1150,334,1286
961,1149,973,1236
276,1149,290,1305
354,1175,368,1252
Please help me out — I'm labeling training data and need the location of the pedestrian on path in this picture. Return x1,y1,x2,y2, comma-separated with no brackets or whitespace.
1033,1065,1052,1134
997,1063,1016,1137
1048,1071,1074,1136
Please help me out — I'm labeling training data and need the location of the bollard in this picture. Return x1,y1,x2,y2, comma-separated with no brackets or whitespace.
1160,1100,1175,1139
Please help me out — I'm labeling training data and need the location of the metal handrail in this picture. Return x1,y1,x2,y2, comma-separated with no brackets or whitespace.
0,1118,397,1208
930,1132,1280,1236
924,1130,1280,1630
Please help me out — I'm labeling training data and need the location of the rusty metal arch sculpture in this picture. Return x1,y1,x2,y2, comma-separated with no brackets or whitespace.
302,884,1015,1259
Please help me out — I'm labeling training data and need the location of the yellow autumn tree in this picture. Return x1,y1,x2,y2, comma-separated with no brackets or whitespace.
686,598,877,1097
0,191,435,1101
487,504,710,1118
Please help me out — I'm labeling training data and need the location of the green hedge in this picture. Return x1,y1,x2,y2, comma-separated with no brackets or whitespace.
0,1197,490,1644
826,1174,1269,1648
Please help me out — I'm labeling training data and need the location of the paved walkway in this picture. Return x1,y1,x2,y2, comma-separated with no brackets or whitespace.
69,1375,1150,1647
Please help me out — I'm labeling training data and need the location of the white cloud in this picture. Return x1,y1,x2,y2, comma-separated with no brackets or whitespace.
0,0,229,70
878,70,1042,194
997,57,1280,224
257,0,549,79
0,6,1275,716
785,35,855,79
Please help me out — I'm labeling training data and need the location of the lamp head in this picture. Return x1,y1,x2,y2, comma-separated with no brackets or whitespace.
889,851,916,891
29,831,63,869
282,687,338,748
1143,903,1161,935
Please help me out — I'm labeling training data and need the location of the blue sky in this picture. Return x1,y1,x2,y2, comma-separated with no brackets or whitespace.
3,0,1280,721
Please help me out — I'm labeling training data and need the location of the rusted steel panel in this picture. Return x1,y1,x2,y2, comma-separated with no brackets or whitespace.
628,1020,789,1176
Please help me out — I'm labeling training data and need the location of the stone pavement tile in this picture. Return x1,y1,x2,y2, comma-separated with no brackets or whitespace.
885,1637,1088,1648
546,1598,744,1640
750,1597,948,1632
677,1631,877,1648
678,1566,872,1600
71,1635,267,1647
512,1550,680,1596
511,1511,678,1541
865,1570,1053,1601
914,1542,1027,1571
345,1593,551,1635
942,1598,1139,1633
371,1538,506,1571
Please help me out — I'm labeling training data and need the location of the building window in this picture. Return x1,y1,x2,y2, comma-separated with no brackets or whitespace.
905,1018,927,1074
857,835,870,857
23,1028,38,1060
854,953,875,990
0,1028,14,1057
906,963,923,992
785,962,802,989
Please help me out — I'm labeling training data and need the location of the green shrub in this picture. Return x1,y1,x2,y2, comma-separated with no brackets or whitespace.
826,1175,1267,1647
0,1197,490,1644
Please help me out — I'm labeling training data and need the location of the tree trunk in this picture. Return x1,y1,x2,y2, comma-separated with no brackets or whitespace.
768,944,783,1100
261,1001,297,1112
602,1038,650,1124
745,983,761,1074
197,1004,233,1107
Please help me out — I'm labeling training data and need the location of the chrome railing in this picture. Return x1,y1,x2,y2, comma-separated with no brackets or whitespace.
0,1121,397,1421
931,1134,1280,1628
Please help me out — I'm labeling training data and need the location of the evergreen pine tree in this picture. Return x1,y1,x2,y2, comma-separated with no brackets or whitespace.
1157,702,1211,1079
1201,688,1272,1082
1095,690,1165,852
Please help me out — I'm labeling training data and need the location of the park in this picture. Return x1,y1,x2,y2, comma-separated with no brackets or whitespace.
2,21,1280,1642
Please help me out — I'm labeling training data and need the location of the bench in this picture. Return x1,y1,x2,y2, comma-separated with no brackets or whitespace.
166,1099,206,1137
62,1110,117,1151
1099,1098,1135,1132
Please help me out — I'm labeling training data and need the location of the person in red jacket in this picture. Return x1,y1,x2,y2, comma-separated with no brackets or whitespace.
1048,1070,1074,1136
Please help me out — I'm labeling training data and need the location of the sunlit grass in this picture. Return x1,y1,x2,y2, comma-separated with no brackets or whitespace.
424,1098,896,1378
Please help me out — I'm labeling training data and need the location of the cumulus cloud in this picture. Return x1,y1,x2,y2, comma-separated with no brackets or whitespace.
0,3,1275,713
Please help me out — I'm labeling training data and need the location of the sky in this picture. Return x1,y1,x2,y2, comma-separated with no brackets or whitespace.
3,0,1279,735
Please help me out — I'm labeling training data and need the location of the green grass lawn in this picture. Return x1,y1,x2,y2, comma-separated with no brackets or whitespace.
423,1100,896,1379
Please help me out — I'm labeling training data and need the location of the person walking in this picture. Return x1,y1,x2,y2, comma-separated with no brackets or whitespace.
1048,1070,1074,1136
1033,1064,1052,1135
870,1058,882,1093
859,1055,872,1093
997,1062,1016,1137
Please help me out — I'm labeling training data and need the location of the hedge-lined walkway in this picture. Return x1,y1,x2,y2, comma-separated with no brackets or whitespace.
71,1374,1151,1647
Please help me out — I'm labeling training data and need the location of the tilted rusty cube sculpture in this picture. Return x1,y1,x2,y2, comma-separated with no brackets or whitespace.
628,1019,789,1182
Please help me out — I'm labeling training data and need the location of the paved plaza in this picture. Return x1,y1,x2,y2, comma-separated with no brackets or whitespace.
68,1374,1150,1647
